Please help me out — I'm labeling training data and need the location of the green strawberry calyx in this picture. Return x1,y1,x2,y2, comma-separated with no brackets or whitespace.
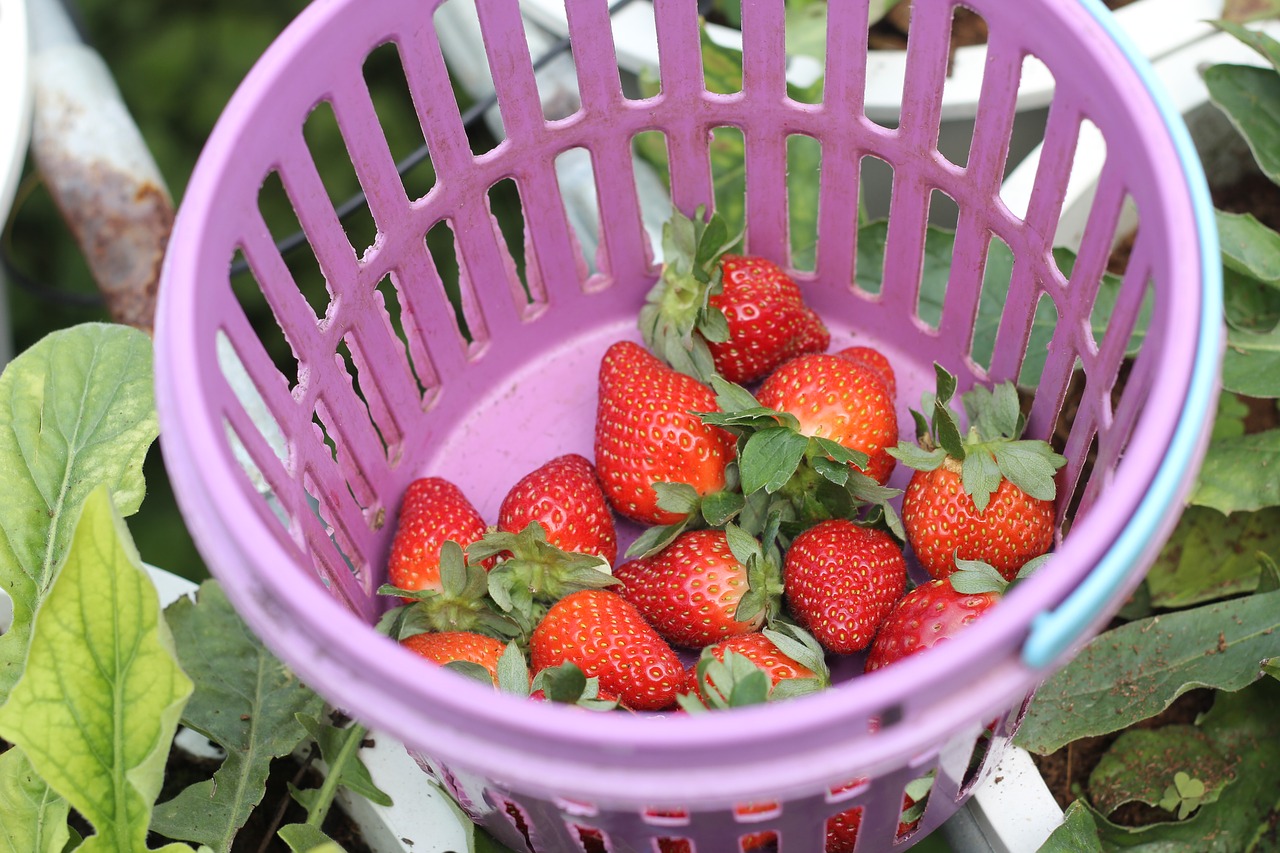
677,622,831,712
376,540,520,642
693,374,904,541
723,521,786,627
888,363,1067,514
639,205,741,383
531,661,621,711
444,641,533,698
949,552,1051,596
468,522,619,639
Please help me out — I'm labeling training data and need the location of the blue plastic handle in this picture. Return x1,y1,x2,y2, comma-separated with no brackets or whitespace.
1022,0,1225,669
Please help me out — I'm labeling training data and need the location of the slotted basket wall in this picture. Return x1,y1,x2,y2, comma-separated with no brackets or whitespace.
154,0,1222,850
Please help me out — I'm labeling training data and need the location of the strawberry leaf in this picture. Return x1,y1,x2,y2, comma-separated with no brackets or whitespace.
625,519,689,559
763,622,829,683
653,482,704,516
810,454,852,486
961,451,1002,514
963,381,1023,441
934,397,966,461
443,661,495,686
950,558,1009,594
695,650,771,709
809,436,871,471
1016,553,1053,580
701,490,745,526
887,443,947,471
438,541,470,597
710,374,765,412
695,306,732,344
991,441,1063,501
723,523,763,567
740,428,811,494
909,408,932,443
496,642,530,697
934,363,959,408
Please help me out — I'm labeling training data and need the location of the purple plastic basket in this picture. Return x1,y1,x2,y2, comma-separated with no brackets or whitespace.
154,0,1220,849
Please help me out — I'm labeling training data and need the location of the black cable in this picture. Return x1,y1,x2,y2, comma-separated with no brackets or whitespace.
233,0,646,277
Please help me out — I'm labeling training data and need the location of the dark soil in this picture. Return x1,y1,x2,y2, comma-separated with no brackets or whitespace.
1031,687,1218,820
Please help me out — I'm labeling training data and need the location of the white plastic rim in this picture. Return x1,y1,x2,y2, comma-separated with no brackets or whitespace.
0,0,32,224
516,0,1222,122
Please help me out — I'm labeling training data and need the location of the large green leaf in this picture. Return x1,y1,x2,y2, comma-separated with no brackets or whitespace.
1087,726,1233,817
1146,506,1280,608
1014,588,1280,754
0,323,158,703
0,746,70,853
1203,63,1280,185
0,486,194,853
1214,18,1280,70
1190,429,1280,513
1217,210,1280,286
1086,679,1280,851
1222,321,1280,397
1038,800,1104,852
149,581,326,852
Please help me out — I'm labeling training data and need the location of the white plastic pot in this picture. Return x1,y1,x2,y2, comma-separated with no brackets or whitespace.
516,0,1224,223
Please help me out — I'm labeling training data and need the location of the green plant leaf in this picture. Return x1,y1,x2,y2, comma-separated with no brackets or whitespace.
1146,507,1280,608
1036,800,1103,852
740,427,811,494
0,323,158,703
1015,588,1280,754
1224,265,1280,333
0,745,70,853
276,823,341,853
1086,679,1280,851
0,486,194,852
294,716,392,810
1222,322,1280,397
149,580,326,852
1087,726,1232,817
1212,393,1251,441
1213,18,1280,68
1218,211,1280,286
1190,429,1280,512
1204,63,1280,185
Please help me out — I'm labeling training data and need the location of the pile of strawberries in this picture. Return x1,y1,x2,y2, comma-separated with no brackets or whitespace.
378,207,1067,721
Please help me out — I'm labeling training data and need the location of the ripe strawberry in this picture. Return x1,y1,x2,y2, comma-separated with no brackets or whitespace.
864,577,999,672
639,206,828,384
756,352,898,485
835,344,896,398
704,254,830,384
400,630,509,682
594,340,734,526
498,453,617,564
387,477,490,596
783,519,907,654
889,364,1065,580
684,623,830,709
530,589,686,711
614,527,782,648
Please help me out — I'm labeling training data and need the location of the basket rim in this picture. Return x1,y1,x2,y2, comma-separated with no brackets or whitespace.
154,0,1222,805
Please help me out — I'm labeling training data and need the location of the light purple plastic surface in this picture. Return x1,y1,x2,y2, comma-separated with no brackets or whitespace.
154,0,1212,849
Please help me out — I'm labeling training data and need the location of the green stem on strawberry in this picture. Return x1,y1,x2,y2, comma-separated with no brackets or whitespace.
467,522,619,637
376,540,520,642
639,205,740,383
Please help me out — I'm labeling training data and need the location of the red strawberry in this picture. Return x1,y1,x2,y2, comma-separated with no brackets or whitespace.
835,344,896,398
594,341,734,526
639,206,829,385
400,631,510,683
783,519,907,654
889,364,1064,580
499,453,617,564
704,254,830,384
615,527,782,648
691,625,831,706
387,477,490,596
864,577,1000,672
756,352,898,485
903,465,1054,580
530,589,686,711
